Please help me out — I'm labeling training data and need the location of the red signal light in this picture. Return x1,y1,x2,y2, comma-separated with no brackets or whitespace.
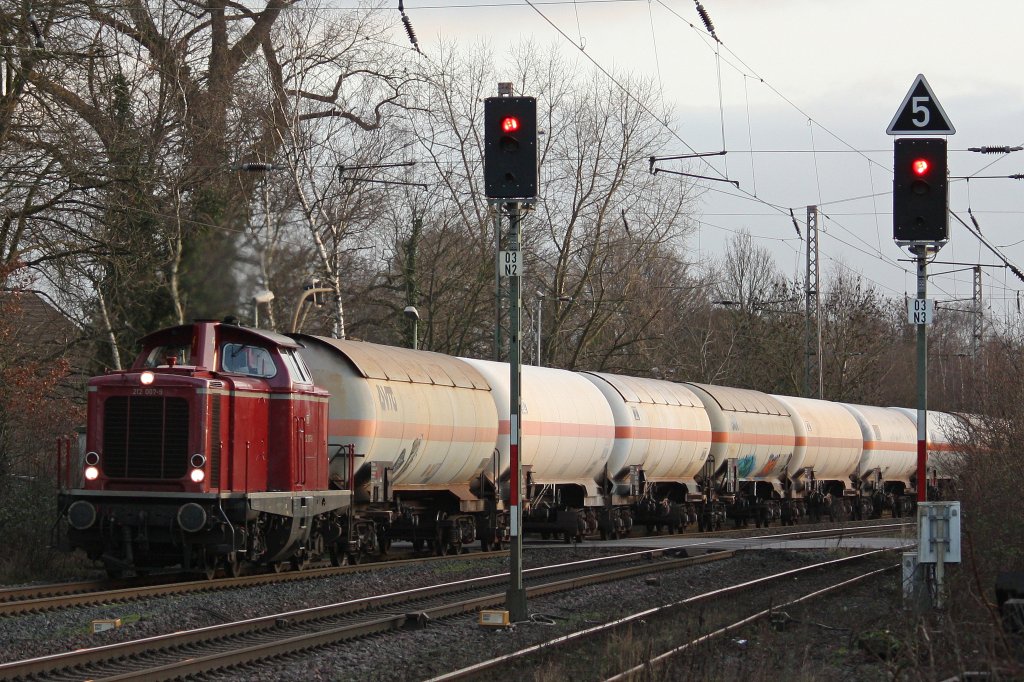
912,158,930,176
501,116,520,133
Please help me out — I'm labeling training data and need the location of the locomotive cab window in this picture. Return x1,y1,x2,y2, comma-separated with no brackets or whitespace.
143,344,191,367
281,348,312,384
221,343,277,378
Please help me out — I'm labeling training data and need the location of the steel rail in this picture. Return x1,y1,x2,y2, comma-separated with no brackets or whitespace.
0,548,729,680
604,563,900,681
427,549,897,681
0,549,510,617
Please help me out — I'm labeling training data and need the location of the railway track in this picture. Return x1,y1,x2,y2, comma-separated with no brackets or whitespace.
0,547,729,680
0,550,510,617
0,517,911,617
429,550,900,681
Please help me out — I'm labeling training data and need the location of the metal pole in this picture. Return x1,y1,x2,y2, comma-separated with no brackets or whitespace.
494,210,503,361
506,201,527,621
535,294,543,366
915,245,928,504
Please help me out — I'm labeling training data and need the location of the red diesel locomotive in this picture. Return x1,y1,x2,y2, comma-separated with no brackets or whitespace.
60,321,351,577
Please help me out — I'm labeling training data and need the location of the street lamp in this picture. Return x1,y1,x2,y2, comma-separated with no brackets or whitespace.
252,289,274,328
404,305,420,350
535,292,572,366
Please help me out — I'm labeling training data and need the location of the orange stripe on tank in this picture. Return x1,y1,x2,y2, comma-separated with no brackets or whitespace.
328,418,495,443
498,419,614,439
712,431,796,447
614,426,713,441
863,440,917,452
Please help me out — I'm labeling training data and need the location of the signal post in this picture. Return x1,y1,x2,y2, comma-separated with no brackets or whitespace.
888,74,960,609
483,85,537,623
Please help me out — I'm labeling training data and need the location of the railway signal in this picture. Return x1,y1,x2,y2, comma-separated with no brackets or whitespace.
484,96,537,200
893,137,948,243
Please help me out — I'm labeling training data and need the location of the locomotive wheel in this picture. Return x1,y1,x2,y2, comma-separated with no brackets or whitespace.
202,558,218,581
228,557,243,578
413,539,424,552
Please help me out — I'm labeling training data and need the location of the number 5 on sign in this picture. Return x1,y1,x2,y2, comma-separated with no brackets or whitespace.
907,298,934,325
499,250,522,277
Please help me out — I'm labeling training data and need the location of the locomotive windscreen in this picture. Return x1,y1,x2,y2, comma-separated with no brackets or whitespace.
102,396,190,479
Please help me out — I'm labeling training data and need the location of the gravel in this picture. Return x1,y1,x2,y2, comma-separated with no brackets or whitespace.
0,544,897,680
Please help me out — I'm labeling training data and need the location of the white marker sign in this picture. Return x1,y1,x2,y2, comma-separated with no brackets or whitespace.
907,298,935,325
499,250,522,277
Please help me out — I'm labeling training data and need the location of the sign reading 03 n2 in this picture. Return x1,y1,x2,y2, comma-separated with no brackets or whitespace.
484,96,537,200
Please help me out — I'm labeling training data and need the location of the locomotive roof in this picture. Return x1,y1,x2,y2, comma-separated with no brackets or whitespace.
140,321,301,349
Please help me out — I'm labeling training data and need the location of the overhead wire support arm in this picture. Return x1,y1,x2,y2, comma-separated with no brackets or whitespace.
336,161,426,189
337,177,428,189
651,166,739,188
649,151,738,187
649,150,727,171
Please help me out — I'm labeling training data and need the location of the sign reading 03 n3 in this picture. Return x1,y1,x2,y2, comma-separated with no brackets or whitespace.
887,74,955,135
907,298,934,325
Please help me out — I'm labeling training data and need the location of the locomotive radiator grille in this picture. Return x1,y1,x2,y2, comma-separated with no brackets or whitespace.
103,396,190,479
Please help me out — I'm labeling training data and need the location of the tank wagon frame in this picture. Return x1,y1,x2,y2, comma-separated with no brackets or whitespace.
56,321,966,577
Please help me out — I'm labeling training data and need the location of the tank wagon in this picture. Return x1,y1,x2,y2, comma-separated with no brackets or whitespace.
57,320,968,577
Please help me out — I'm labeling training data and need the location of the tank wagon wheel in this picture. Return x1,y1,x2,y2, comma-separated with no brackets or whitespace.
227,553,244,578
437,541,461,556
333,544,358,565
199,552,219,580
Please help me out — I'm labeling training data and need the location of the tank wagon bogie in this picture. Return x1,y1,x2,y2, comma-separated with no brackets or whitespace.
57,320,971,576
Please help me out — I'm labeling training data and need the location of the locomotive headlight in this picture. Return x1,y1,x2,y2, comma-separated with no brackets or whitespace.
83,451,100,481
188,454,206,484
140,371,155,385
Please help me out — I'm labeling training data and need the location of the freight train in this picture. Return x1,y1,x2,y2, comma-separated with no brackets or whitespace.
56,319,966,577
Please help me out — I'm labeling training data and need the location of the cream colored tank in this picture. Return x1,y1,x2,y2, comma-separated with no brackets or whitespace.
581,372,711,484
294,336,498,490
841,404,917,485
889,408,967,480
771,394,863,486
460,358,614,486
685,383,795,481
